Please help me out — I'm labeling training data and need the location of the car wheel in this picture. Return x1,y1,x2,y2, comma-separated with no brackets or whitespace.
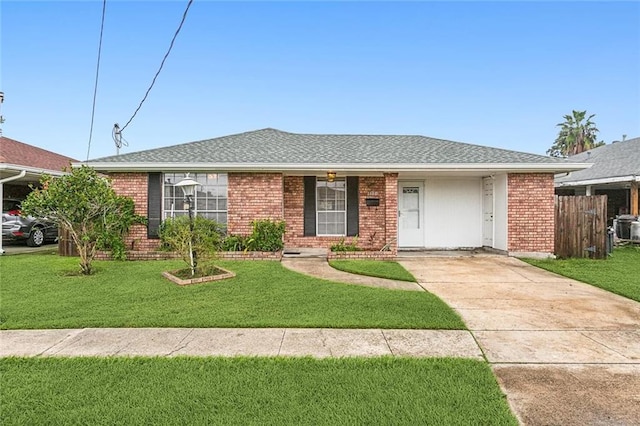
27,227,45,247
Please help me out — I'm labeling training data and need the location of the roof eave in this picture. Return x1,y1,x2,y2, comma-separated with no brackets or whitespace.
0,163,69,177
556,174,640,187
77,162,591,174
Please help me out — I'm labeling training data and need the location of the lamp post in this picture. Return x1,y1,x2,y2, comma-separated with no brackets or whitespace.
175,174,200,276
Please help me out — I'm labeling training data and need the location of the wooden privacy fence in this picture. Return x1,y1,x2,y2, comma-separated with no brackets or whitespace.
555,195,607,259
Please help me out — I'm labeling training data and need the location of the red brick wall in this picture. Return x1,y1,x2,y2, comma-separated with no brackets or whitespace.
358,177,386,250
108,171,401,254
384,173,398,253
227,173,284,235
283,175,397,252
109,173,160,252
283,176,305,245
507,173,555,253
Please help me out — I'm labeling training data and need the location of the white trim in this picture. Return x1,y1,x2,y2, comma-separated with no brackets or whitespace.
78,161,592,174
556,175,640,187
0,163,68,177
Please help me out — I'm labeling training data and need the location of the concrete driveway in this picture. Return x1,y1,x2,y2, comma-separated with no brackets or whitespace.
399,256,640,426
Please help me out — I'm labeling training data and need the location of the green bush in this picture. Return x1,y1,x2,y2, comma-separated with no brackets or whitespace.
221,235,247,252
221,219,286,252
245,219,286,252
330,237,360,252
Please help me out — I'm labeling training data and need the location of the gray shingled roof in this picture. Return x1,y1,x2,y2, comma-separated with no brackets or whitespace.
555,137,640,185
90,128,568,165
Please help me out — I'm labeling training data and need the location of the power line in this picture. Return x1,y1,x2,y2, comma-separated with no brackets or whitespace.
119,0,194,134
86,0,107,162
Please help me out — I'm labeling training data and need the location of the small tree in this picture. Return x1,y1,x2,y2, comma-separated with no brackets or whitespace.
21,166,145,275
159,216,224,276
547,110,605,157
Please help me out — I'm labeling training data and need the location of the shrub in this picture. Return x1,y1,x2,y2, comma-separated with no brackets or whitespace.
245,219,286,252
221,235,247,252
330,237,360,252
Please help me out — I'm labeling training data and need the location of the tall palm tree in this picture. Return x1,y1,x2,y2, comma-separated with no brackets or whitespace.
547,110,604,157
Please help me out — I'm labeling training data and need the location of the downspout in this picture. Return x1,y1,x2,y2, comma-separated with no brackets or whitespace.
0,170,27,254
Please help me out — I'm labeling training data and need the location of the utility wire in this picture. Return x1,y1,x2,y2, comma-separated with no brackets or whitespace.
119,0,194,133
86,0,107,162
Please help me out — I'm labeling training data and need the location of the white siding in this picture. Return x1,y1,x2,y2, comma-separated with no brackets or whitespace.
424,178,483,248
494,174,508,251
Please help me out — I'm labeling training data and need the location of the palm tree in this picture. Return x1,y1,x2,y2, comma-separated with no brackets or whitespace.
547,110,604,157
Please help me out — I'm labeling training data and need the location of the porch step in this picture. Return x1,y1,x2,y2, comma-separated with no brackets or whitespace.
282,247,327,259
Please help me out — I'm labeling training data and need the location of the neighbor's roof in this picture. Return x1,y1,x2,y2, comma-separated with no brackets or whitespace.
555,137,640,186
85,128,587,173
1,136,76,173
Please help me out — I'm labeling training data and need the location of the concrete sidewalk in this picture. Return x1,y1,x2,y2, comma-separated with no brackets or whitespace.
0,328,482,359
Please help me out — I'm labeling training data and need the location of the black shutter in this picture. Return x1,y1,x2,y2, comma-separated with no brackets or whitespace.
346,176,359,236
303,176,316,236
147,173,162,239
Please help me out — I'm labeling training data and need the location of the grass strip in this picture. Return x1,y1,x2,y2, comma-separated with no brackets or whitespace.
329,259,417,282
0,357,517,425
524,246,640,302
0,254,463,330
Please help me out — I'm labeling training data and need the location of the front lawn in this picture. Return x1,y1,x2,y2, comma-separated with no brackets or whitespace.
0,254,464,330
0,357,517,425
329,260,416,282
525,246,640,302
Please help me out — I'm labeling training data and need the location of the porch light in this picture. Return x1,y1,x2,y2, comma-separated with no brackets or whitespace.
174,173,200,277
175,173,199,197
327,171,337,182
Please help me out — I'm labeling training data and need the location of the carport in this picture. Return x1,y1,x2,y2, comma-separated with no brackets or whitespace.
1,136,76,254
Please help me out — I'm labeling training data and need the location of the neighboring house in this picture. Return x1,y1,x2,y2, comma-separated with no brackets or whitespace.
555,137,640,219
84,128,588,257
0,136,77,199
1,136,77,252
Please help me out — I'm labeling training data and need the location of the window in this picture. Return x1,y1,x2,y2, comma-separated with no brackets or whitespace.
316,178,346,235
163,173,228,224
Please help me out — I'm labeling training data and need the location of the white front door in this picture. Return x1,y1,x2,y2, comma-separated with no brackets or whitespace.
482,177,494,247
398,181,424,247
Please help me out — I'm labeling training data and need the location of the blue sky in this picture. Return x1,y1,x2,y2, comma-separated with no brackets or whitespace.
1,1,639,161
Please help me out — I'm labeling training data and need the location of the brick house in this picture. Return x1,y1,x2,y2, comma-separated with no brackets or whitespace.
85,128,588,257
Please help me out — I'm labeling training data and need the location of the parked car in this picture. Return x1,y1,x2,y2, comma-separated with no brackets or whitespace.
2,198,58,247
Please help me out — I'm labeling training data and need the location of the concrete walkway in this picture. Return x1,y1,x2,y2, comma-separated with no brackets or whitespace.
399,256,640,426
281,257,424,291
0,328,482,359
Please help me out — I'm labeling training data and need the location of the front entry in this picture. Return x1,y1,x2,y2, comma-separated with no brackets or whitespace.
398,181,424,247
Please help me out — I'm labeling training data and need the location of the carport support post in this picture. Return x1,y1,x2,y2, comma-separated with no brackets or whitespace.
631,181,639,216
0,170,27,255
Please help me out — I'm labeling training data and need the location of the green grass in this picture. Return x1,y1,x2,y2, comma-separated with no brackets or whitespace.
0,253,464,330
525,246,640,302
0,357,517,425
329,260,417,282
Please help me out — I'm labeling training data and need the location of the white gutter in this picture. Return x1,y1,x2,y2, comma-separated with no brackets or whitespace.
556,175,640,187
0,163,68,177
76,162,592,174
0,170,27,255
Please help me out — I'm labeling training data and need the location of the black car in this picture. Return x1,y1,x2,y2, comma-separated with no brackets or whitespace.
2,199,58,247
